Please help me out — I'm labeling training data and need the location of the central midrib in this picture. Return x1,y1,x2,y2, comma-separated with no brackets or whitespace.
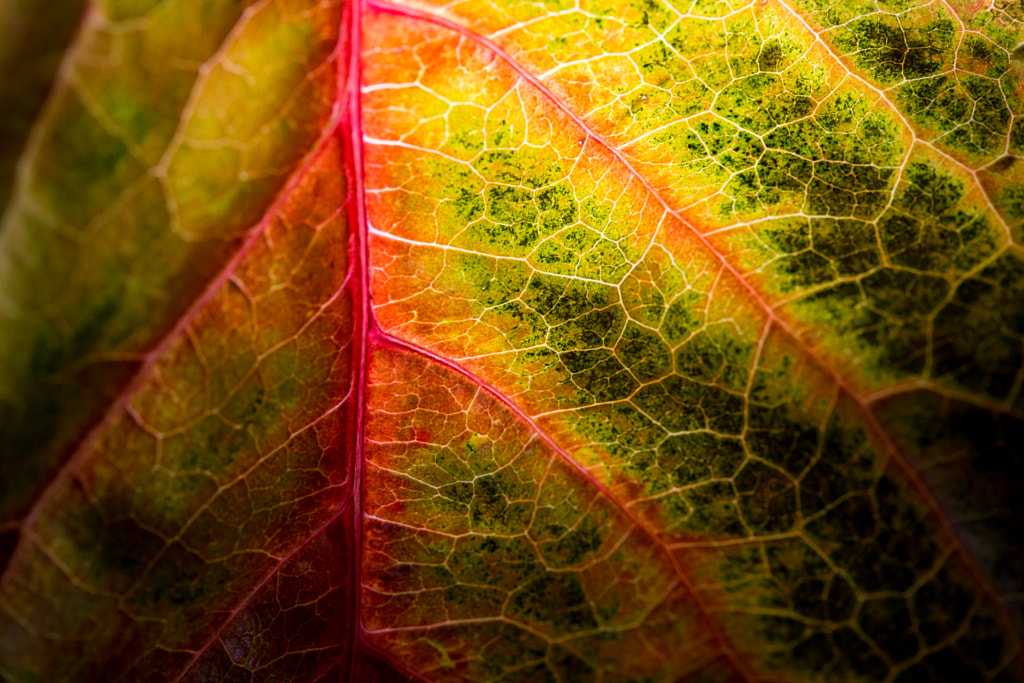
3,0,1018,679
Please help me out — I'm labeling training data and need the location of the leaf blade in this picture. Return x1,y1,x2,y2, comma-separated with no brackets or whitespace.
361,4,1022,678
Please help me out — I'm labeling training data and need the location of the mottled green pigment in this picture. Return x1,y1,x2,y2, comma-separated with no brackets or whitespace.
0,0,340,524
0,134,353,680
363,9,1023,675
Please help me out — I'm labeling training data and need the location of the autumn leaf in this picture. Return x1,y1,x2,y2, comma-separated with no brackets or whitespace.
1,0,1023,680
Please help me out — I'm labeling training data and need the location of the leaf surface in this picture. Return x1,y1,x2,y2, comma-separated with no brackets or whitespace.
1,0,1023,680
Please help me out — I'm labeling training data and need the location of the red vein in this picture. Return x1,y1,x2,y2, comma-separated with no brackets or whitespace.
169,2,384,677
0,19,350,593
171,499,355,683
347,0,393,677
364,0,1023,657
368,325,758,683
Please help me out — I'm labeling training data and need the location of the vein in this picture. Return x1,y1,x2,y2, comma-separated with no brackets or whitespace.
0,21,350,596
365,0,1023,655
170,498,354,683
368,324,759,683
0,2,95,231
772,0,1015,244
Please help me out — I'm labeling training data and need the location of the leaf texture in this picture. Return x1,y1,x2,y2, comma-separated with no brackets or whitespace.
0,0,1023,680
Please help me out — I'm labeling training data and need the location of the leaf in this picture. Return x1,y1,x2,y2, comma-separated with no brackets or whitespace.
1,0,1023,680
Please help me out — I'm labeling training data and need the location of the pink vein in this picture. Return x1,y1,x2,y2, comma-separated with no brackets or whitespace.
345,0,402,675
0,30,350,592
174,0,404,675
171,497,355,683
368,325,757,683
365,0,1023,656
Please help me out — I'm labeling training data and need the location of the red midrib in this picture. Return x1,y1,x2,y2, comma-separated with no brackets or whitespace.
2,5,379,682
2,1,1018,680
361,0,1023,666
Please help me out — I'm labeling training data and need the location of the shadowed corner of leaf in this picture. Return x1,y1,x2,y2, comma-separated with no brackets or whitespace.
352,642,425,683
0,527,17,572
0,0,90,216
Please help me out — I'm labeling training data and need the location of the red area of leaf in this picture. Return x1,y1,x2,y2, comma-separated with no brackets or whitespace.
2,0,1023,680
